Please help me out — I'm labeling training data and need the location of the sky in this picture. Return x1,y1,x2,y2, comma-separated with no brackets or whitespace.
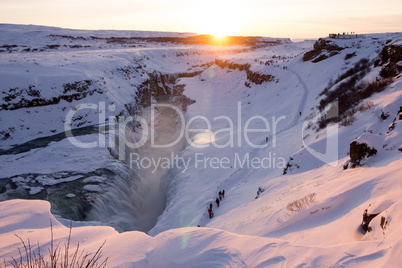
0,0,401,39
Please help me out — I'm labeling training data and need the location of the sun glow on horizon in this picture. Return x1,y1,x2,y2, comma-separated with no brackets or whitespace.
213,33,227,39
200,17,239,39
200,20,240,39
197,0,244,38
1,0,401,40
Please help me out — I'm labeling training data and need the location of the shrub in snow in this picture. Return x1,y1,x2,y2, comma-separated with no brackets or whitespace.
387,106,402,133
379,44,402,78
282,157,299,175
255,187,265,199
349,141,377,167
344,52,356,60
380,109,390,120
340,114,356,126
2,222,108,268
286,193,316,213
0,127,15,141
316,53,398,129
311,54,329,63
317,59,372,126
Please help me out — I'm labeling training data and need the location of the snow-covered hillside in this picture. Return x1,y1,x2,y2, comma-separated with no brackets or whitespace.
0,24,196,50
1,25,402,267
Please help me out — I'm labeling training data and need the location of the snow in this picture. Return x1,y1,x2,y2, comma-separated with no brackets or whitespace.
26,186,43,195
1,25,402,267
0,135,112,177
83,176,107,184
35,174,84,186
2,197,402,267
83,184,102,193
0,24,197,46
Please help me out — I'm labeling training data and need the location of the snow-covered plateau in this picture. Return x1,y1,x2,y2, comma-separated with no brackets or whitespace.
0,24,402,267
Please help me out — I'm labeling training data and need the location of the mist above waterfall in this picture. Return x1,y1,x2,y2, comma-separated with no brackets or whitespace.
87,95,187,232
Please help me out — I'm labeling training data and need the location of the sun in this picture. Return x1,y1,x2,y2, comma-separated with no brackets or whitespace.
197,8,241,40
213,32,227,39
195,0,248,39
209,25,233,40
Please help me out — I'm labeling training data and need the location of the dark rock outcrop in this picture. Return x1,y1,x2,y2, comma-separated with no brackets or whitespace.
361,209,379,232
1,80,102,111
214,59,275,84
349,141,377,167
303,38,344,62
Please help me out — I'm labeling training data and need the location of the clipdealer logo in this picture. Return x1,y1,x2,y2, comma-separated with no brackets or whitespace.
64,102,285,150
302,101,339,167
64,100,338,171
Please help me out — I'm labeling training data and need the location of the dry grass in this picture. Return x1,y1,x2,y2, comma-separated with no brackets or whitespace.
286,193,317,213
1,221,108,268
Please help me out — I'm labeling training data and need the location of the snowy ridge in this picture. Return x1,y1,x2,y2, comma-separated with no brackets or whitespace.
0,24,197,43
1,25,402,267
1,196,402,267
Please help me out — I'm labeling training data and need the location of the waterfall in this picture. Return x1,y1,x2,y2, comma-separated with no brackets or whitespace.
87,95,186,233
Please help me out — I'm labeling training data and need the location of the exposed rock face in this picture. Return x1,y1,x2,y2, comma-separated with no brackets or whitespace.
129,71,196,115
303,38,344,62
361,209,379,232
1,80,102,111
214,59,275,84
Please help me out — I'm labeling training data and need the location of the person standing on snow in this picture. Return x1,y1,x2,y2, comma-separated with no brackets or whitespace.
208,207,213,218
216,198,220,207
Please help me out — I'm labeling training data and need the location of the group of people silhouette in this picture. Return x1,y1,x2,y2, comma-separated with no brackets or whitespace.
208,190,225,219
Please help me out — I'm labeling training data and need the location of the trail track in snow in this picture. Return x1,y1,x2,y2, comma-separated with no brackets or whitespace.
276,65,309,135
